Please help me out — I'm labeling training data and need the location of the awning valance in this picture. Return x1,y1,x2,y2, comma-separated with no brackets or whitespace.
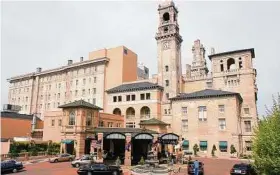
105,133,125,139
159,133,179,145
182,140,189,147
219,141,228,147
61,139,74,144
200,141,207,147
134,133,153,140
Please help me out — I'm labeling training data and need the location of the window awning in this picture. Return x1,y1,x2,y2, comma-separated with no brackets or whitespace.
219,141,228,147
134,133,153,140
200,141,207,147
61,139,74,144
105,133,125,139
182,140,189,147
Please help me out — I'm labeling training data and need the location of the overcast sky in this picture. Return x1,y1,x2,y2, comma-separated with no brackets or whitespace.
1,1,280,116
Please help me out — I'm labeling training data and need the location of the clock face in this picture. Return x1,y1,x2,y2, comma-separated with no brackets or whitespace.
163,41,169,50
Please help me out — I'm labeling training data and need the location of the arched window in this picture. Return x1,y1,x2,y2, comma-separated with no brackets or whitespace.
163,12,170,21
220,60,224,72
227,58,236,70
140,106,150,119
126,107,135,119
113,108,121,115
239,57,243,69
86,112,92,126
69,111,75,125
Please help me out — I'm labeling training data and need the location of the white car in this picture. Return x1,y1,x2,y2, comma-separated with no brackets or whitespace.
71,155,96,168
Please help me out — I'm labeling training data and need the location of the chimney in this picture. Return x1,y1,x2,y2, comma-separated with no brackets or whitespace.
68,60,73,65
80,57,83,62
36,67,42,73
211,47,215,55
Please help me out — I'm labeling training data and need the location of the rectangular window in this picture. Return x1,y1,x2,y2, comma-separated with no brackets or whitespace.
140,94,145,100
118,96,122,102
166,93,169,99
165,65,169,72
94,77,97,83
199,141,208,151
58,93,60,99
245,141,252,151
219,141,228,152
218,105,225,113
113,96,117,102
164,109,167,114
51,119,55,126
181,119,188,132
83,78,86,85
93,88,96,94
165,80,169,86
58,119,62,126
132,94,136,101
107,122,113,127
244,108,250,114
82,89,85,96
146,93,151,100
75,90,78,96
181,107,188,116
76,80,78,86
198,106,207,121
219,118,226,130
206,82,213,88
58,83,61,89
244,121,252,132
99,121,104,127
86,114,92,126
126,122,135,128
92,98,96,105
88,89,90,95
126,95,130,101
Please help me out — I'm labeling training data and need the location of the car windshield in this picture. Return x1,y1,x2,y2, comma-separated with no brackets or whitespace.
233,164,249,169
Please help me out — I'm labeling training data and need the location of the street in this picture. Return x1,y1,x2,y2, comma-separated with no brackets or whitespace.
13,157,246,175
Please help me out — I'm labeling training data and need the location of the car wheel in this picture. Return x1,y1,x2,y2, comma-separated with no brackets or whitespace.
75,163,80,168
112,171,118,175
87,172,93,175
12,168,18,173
54,159,58,163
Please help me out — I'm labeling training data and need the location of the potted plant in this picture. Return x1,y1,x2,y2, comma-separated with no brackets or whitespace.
193,144,199,156
211,144,217,157
230,144,237,158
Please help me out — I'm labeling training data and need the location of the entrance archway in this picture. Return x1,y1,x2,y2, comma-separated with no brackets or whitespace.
132,133,154,165
103,133,126,165
158,133,179,162
113,108,121,115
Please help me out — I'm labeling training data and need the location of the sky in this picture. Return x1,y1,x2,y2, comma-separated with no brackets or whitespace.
1,1,280,116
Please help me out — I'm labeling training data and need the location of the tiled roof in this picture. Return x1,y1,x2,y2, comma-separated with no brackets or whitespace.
170,89,242,101
0,111,42,121
139,118,169,126
208,48,255,60
86,127,158,137
58,100,103,110
106,82,163,94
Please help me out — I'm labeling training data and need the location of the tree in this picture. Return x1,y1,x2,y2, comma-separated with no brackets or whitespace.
193,144,199,156
230,145,237,156
253,94,280,175
211,144,217,157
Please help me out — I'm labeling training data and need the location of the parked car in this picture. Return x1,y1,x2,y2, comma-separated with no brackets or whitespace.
49,153,75,163
187,160,204,175
230,163,257,175
71,155,95,168
1,160,24,174
182,151,193,164
77,163,123,175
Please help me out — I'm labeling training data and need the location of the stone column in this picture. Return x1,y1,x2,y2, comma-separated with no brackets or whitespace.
124,133,131,166
153,134,159,160
76,134,85,158
97,133,104,162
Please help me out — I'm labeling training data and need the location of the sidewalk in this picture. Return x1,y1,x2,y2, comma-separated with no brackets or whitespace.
22,158,50,165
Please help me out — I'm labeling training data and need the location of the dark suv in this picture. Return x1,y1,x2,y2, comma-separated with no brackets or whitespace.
187,161,204,175
1,160,24,174
230,163,257,175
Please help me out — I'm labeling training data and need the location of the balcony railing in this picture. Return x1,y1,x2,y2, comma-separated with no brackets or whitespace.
126,115,135,119
140,114,151,120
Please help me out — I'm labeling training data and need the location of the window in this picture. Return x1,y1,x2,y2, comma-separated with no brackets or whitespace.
88,89,90,95
86,112,92,126
89,78,91,83
181,107,187,116
166,93,169,99
164,109,167,114
244,121,252,132
93,88,96,94
83,78,86,85
58,119,62,126
64,92,66,97
126,122,135,128
75,90,78,96
165,65,169,72
132,94,136,101
182,119,188,132
168,109,171,114
94,66,97,71
245,141,252,151
219,118,226,130
146,93,151,100
165,80,169,86
82,89,85,96
126,95,130,101
76,80,79,86
118,96,122,102
94,77,97,83
99,121,104,127
206,82,212,88
26,97,28,102
219,105,225,112
199,141,208,151
107,122,113,127
47,103,50,109
198,106,207,121
113,96,117,102
58,83,61,89
27,88,29,92
48,94,51,100
69,111,75,125
219,141,228,152
244,108,250,114
124,49,128,55
140,94,145,100
92,98,96,105
51,119,55,126
58,93,60,99
49,85,51,90
116,123,121,127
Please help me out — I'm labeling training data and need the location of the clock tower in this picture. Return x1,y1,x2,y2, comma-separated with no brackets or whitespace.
156,1,183,104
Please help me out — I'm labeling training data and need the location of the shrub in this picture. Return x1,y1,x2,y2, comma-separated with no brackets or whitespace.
193,144,199,156
230,145,237,155
211,144,217,157
138,156,145,165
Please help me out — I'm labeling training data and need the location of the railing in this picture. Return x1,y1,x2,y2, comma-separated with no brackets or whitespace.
126,115,135,119
140,115,151,120
1,151,57,161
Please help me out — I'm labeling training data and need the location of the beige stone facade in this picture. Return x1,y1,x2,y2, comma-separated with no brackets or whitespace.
6,1,258,157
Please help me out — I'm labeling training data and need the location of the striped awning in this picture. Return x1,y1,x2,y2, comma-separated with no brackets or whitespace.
200,141,207,147
219,141,228,147
61,139,74,144
182,140,189,147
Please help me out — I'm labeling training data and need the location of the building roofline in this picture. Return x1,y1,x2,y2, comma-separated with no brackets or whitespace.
208,48,255,60
7,57,109,82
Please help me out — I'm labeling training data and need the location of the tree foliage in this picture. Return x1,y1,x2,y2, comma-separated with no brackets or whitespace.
211,144,217,157
230,145,237,155
253,94,280,175
193,144,199,156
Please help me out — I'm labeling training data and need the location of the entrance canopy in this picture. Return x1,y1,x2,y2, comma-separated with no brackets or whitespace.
159,133,179,145
105,133,125,139
134,133,153,140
